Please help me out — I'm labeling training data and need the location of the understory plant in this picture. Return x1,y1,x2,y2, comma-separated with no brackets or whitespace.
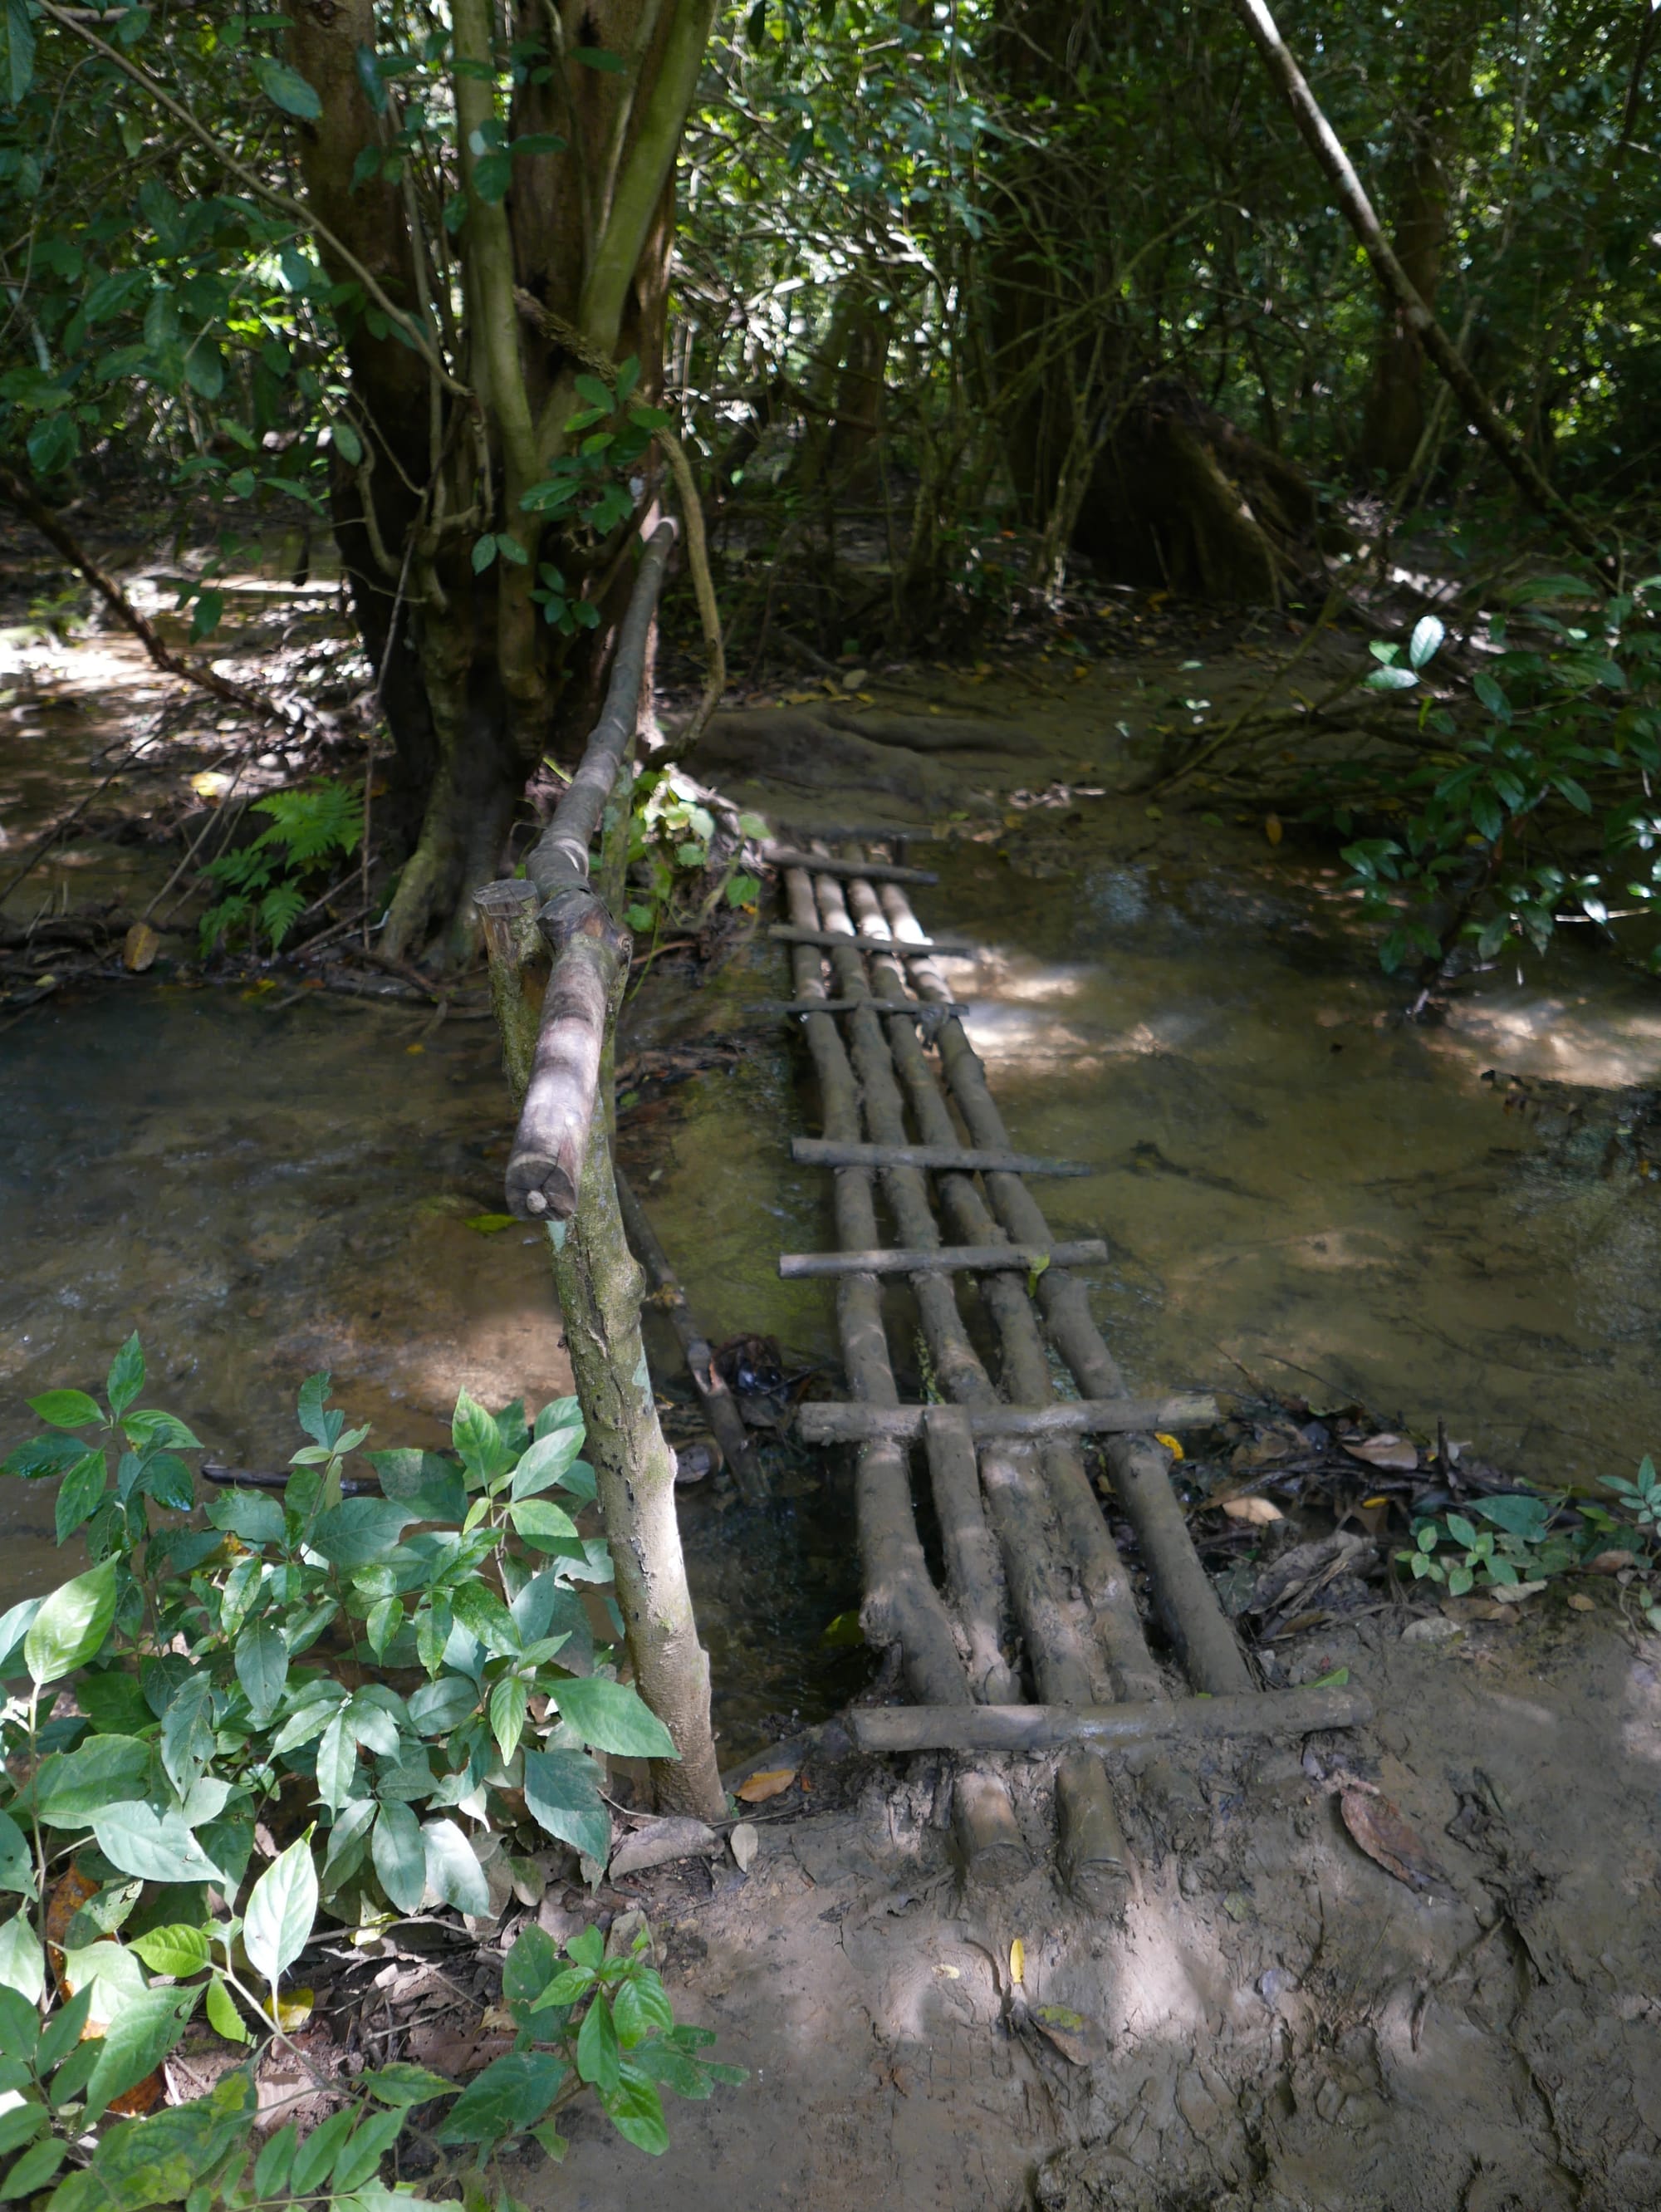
620,768,762,947
199,782,363,956
1401,1466,1660,1624
0,1338,741,2210
1330,573,1661,976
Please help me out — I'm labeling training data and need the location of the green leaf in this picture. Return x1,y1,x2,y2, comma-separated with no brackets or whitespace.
1407,615,1444,669
488,1675,528,1764
511,1423,586,1498
129,1923,209,1978
330,2105,406,2192
332,419,364,467
552,1675,677,1759
362,2062,458,2107
574,373,614,414
296,1371,335,1448
315,1711,360,1813
612,1969,674,2047
0,1915,42,2001
522,1749,610,1863
0,2103,46,2161
436,2051,569,2145
311,1498,416,1569
0,2136,64,2199
290,2108,355,2198
1363,665,1419,693
51,1443,108,1542
509,1498,578,1543
422,1819,488,1917
601,2071,669,2155
91,1805,226,1887
471,536,498,574
234,1620,288,1724
26,1560,117,1684
370,1802,426,1915
105,1335,145,1420
0,0,36,105
253,2123,296,2195
366,1449,467,1523
205,1973,252,2046
26,414,76,478
85,1988,199,2123
243,1830,317,1989
33,1735,151,1827
27,1390,102,1430
453,1388,512,1483
207,1490,285,1547
0,1811,32,1900
576,1989,621,2092
254,56,321,119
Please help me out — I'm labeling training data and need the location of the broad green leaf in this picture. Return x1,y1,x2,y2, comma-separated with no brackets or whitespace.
1407,614,1444,669
296,1371,335,1448
91,1805,227,1887
0,2102,46,2159
0,1597,41,1677
488,1674,528,1764
329,2106,405,2193
26,1560,117,1684
244,1830,318,1990
129,1923,209,1978
310,1498,418,1568
366,1449,466,1523
1364,665,1418,692
522,1749,610,1864
612,1969,674,2048
290,2108,355,2198
159,1671,214,1798
33,1734,151,1826
601,2071,669,2155
206,1489,285,1547
84,1988,198,2122
120,1410,201,1452
252,2124,296,2195
408,1675,476,1736
450,1580,519,1654
27,1390,101,1430
510,1424,585,1498
421,1818,488,1916
0,1914,44,1999
362,2062,457,2106
452,1389,512,1484
509,1498,578,1543
205,1973,251,2045
552,1675,677,1759
234,1619,287,1723
254,56,321,119
105,1335,145,1420
0,0,36,106
53,1449,107,1543
0,1811,32,1899
576,1990,620,2093
435,2050,568,2144
332,419,364,466
316,1710,360,1812
0,2136,64,2197
370,1802,426,1914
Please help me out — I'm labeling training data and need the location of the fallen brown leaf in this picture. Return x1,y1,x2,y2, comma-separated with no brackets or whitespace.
1222,1496,1283,1526
736,1767,797,1804
1343,1434,1418,1472
122,922,159,973
1566,1592,1595,1612
1340,1788,1446,1893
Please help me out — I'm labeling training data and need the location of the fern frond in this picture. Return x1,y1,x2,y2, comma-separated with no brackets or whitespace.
259,882,307,949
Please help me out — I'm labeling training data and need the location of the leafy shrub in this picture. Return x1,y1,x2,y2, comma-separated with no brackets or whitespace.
199,782,363,956
1400,1470,1659,1619
0,1339,741,2210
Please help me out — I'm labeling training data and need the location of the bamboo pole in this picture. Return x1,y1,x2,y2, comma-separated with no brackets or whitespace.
850,1684,1373,1755
779,1239,1109,1279
764,846,938,885
876,877,1255,1699
797,1396,1216,1443
791,1138,1090,1175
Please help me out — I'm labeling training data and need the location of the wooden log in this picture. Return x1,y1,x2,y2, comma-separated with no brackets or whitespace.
924,1406,1021,1706
775,998,969,1018
798,1395,1216,1444
768,924,972,954
763,844,938,885
850,1685,1374,1754
791,1138,1092,1177
779,1239,1109,1279
877,873,1255,1699
499,527,672,1222
615,1166,767,1504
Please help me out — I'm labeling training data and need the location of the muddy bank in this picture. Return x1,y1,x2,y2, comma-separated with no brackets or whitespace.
551,1601,1661,2210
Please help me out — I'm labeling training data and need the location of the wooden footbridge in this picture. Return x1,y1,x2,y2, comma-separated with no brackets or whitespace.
486,525,1368,1877
762,836,1369,1887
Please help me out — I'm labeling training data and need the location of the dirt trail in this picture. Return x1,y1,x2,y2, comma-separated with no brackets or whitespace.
554,1603,1661,2210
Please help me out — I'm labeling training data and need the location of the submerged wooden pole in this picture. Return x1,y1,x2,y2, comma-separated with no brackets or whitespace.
796,1396,1217,1443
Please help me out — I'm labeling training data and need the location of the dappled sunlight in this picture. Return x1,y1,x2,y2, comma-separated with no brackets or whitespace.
1435,986,1661,1091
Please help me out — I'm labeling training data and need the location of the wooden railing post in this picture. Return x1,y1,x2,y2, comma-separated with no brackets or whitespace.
478,523,726,1823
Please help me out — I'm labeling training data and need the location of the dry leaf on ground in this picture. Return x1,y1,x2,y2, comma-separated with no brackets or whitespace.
1344,1433,1418,1471
1222,1496,1283,1525
729,1822,758,1873
737,1767,798,1804
1031,2005,1095,2066
1009,1937,1026,1986
1340,1788,1446,1893
1567,1592,1596,1611
122,922,159,972
610,1817,720,1880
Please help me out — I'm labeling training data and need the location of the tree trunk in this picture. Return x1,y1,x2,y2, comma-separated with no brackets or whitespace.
1358,7,1478,479
288,0,714,964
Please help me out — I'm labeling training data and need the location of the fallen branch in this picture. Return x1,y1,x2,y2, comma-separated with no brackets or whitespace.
849,1683,1373,1754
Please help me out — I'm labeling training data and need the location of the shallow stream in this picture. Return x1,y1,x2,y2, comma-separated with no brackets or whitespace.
5,750,1661,1758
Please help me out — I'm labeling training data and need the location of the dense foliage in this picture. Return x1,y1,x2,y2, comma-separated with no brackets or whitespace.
0,1338,741,2208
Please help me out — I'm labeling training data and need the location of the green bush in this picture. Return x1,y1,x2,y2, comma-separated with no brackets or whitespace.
0,1339,741,2211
